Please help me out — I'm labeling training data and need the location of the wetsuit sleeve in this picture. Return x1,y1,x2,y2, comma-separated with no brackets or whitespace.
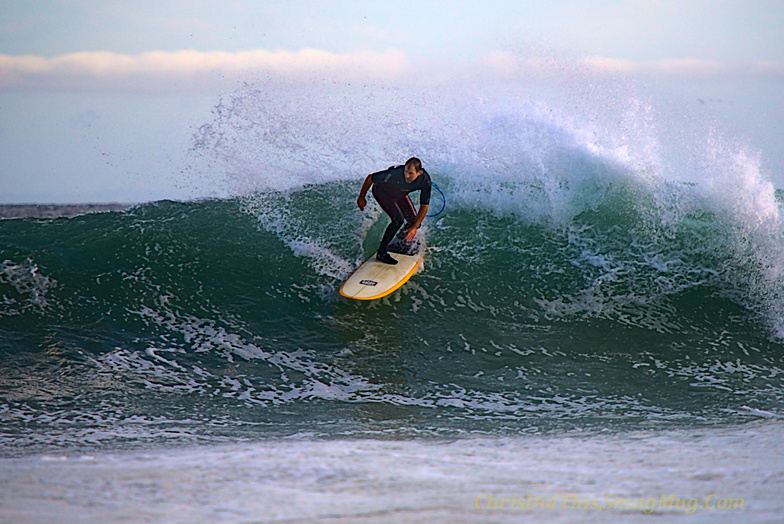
419,173,432,205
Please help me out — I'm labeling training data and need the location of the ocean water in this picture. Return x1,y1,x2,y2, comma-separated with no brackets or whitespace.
2,77,784,522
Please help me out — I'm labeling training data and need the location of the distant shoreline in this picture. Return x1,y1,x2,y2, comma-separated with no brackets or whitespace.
0,203,135,219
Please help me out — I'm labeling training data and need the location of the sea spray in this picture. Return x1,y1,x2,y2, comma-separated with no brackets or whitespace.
189,71,784,340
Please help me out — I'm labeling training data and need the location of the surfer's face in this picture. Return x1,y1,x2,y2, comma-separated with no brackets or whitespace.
404,165,422,183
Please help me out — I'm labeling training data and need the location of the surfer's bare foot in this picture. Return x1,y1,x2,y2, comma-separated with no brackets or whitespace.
376,251,397,265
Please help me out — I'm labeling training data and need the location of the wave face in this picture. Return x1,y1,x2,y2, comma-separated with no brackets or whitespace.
3,80,784,454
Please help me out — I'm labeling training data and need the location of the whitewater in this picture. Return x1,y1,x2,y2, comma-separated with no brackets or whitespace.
2,66,784,522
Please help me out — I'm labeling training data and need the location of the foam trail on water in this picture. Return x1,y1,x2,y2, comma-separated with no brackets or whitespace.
0,259,58,316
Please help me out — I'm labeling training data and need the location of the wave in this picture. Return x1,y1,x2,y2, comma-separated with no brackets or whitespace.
3,78,784,452
186,77,784,328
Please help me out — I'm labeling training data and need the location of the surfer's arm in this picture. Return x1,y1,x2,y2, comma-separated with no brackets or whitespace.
357,174,373,211
404,204,428,242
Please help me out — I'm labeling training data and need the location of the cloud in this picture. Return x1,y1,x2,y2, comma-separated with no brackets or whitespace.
0,48,412,91
2,48,782,92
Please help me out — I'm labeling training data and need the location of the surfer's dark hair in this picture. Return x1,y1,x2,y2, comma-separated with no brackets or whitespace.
405,157,422,172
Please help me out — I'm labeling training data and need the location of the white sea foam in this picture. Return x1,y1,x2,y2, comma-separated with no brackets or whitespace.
0,259,58,316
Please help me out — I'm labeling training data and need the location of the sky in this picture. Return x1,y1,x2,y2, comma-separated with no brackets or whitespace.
1,1,783,202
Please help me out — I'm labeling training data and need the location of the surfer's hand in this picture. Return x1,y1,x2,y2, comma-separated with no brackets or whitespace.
357,195,367,211
404,226,418,242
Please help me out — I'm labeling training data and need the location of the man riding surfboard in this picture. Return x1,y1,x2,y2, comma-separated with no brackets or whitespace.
356,157,431,265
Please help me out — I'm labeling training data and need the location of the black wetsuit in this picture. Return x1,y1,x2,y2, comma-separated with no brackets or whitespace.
371,165,431,254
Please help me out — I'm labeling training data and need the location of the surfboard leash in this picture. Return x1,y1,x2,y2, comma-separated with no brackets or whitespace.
427,182,446,218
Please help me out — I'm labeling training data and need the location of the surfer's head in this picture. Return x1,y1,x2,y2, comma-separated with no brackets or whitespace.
404,157,423,183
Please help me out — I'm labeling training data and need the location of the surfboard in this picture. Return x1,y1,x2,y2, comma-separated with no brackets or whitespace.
340,232,424,300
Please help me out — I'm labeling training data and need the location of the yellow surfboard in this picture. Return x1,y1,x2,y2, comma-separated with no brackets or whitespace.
340,234,424,300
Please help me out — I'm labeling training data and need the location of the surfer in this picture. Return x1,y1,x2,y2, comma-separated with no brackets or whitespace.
356,157,431,265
